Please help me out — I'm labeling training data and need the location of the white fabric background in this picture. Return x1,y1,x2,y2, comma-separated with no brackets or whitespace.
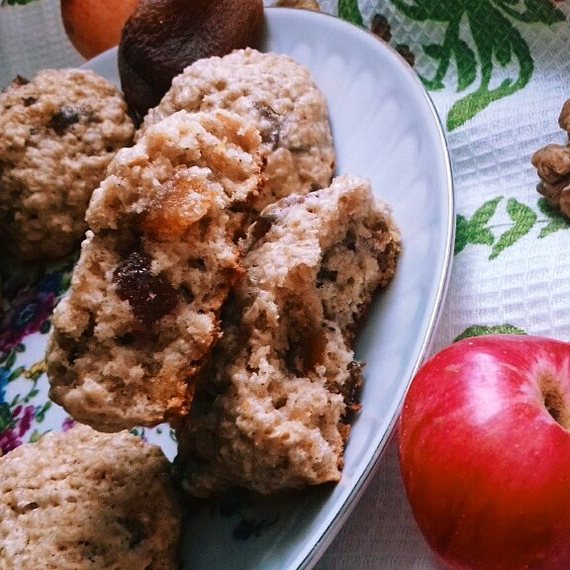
2,0,570,568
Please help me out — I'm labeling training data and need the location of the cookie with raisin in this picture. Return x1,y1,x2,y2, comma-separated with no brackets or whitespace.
142,48,335,214
47,109,262,431
0,69,134,261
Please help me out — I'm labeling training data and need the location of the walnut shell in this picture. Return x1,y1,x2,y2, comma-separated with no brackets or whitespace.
532,98,570,218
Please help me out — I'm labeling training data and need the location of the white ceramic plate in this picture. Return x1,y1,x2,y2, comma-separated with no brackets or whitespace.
0,7,453,569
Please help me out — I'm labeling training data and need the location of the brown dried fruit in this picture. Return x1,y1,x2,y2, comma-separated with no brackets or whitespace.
118,0,264,119
48,107,81,135
371,14,392,43
113,250,179,326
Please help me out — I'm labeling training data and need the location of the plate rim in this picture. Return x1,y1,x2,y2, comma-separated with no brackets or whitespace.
260,9,455,570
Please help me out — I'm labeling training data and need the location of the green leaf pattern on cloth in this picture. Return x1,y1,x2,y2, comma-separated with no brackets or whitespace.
455,197,502,255
387,0,564,130
1,0,39,5
455,197,570,259
454,324,527,342
489,198,537,260
537,198,570,238
339,0,365,26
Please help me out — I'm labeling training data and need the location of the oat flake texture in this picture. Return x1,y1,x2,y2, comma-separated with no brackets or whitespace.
0,425,181,570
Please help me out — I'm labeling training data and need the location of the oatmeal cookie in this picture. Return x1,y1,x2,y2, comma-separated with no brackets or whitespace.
142,48,335,212
47,109,262,432
175,175,400,496
0,425,180,570
0,69,135,261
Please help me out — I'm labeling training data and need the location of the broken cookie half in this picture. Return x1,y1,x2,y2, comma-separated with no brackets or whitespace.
46,109,262,432
175,174,401,496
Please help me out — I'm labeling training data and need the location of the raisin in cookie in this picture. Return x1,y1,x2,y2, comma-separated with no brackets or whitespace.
47,109,262,432
175,175,400,496
0,425,180,570
142,48,335,212
0,69,135,261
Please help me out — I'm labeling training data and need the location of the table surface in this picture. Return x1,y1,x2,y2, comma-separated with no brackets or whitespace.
1,0,569,568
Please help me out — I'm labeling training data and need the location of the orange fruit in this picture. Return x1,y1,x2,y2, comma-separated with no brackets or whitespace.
118,0,264,117
61,0,139,60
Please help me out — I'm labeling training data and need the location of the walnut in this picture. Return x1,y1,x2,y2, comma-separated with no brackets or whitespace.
531,98,570,218
274,0,320,10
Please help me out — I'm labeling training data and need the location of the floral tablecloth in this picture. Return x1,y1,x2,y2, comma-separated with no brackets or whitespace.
1,0,570,568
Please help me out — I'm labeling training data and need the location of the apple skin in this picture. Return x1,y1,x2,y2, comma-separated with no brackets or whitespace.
399,334,570,570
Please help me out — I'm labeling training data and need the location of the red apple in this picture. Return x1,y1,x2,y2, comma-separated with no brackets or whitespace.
399,334,570,570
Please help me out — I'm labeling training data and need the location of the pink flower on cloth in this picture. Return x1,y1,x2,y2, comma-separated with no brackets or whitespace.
0,404,35,454
0,291,56,353
62,416,76,432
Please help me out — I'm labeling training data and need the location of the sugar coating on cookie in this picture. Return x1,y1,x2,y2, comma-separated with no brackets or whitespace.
0,425,180,570
0,69,135,261
143,48,335,212
47,109,262,432
175,175,401,496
